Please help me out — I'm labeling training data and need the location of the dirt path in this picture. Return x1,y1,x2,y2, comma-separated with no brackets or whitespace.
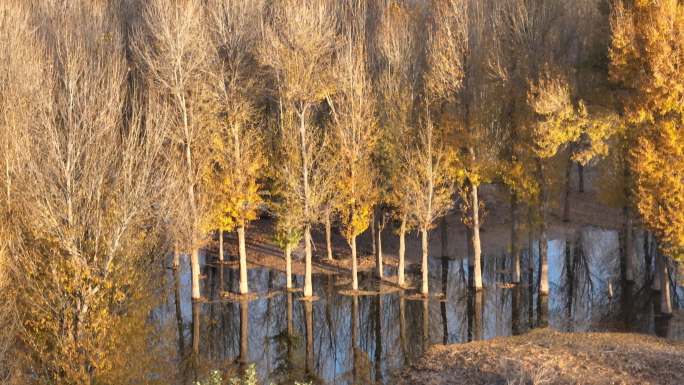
397,328,684,385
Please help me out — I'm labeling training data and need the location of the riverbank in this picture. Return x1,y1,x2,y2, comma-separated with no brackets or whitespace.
397,328,684,385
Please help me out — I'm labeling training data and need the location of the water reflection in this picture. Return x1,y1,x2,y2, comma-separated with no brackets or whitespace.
161,226,682,384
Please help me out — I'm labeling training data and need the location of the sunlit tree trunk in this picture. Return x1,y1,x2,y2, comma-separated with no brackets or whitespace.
304,224,313,297
376,210,383,279
511,192,521,283
191,247,201,300
659,252,672,315
421,228,429,295
238,224,248,294
398,215,407,286
325,207,333,260
285,244,293,290
351,235,359,291
173,242,181,270
471,183,483,291
538,160,549,296
219,229,224,263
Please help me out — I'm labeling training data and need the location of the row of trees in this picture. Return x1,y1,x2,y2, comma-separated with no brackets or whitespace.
0,0,682,383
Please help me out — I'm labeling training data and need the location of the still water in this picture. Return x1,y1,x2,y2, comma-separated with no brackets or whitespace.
157,226,683,384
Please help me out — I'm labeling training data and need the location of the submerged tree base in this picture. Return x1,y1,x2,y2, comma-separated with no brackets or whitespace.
398,328,684,385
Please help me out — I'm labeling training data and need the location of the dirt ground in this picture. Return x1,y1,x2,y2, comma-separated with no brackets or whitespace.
396,328,684,385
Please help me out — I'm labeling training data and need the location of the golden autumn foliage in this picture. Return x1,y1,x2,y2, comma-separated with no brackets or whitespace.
610,0,684,261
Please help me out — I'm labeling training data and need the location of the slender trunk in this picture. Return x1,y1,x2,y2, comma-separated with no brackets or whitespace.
471,183,483,291
398,215,406,287
376,210,383,279
191,247,201,300
421,228,429,296
578,163,584,193
325,208,333,260
351,235,358,291
238,225,248,294
511,192,521,283
192,302,200,359
219,229,224,263
660,252,672,315
173,242,180,270
537,159,549,296
304,224,313,297
285,244,293,290
623,208,635,282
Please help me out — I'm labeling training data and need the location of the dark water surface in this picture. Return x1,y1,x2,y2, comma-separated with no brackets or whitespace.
157,226,683,384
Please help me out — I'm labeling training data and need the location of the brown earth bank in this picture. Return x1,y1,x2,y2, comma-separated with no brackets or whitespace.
396,328,684,385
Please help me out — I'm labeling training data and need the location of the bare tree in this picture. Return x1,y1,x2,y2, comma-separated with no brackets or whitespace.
376,1,424,287
329,1,380,291
132,0,211,300
406,110,457,296
259,0,339,298
7,1,170,381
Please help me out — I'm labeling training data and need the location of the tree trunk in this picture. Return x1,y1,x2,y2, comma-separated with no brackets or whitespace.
538,230,549,295
325,208,333,260
173,242,180,270
653,239,661,291
578,163,584,193
238,224,248,294
660,253,672,315
511,192,521,283
376,211,383,279
421,228,429,296
219,229,224,263
471,183,483,291
623,208,635,283
537,159,549,296
563,157,572,222
285,244,293,290
398,216,406,287
351,235,358,291
191,247,201,300
304,224,313,297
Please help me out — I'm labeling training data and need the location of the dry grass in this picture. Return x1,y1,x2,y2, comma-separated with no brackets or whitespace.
398,328,684,385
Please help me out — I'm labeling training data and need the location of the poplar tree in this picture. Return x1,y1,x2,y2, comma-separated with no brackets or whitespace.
260,0,338,298
609,0,684,314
